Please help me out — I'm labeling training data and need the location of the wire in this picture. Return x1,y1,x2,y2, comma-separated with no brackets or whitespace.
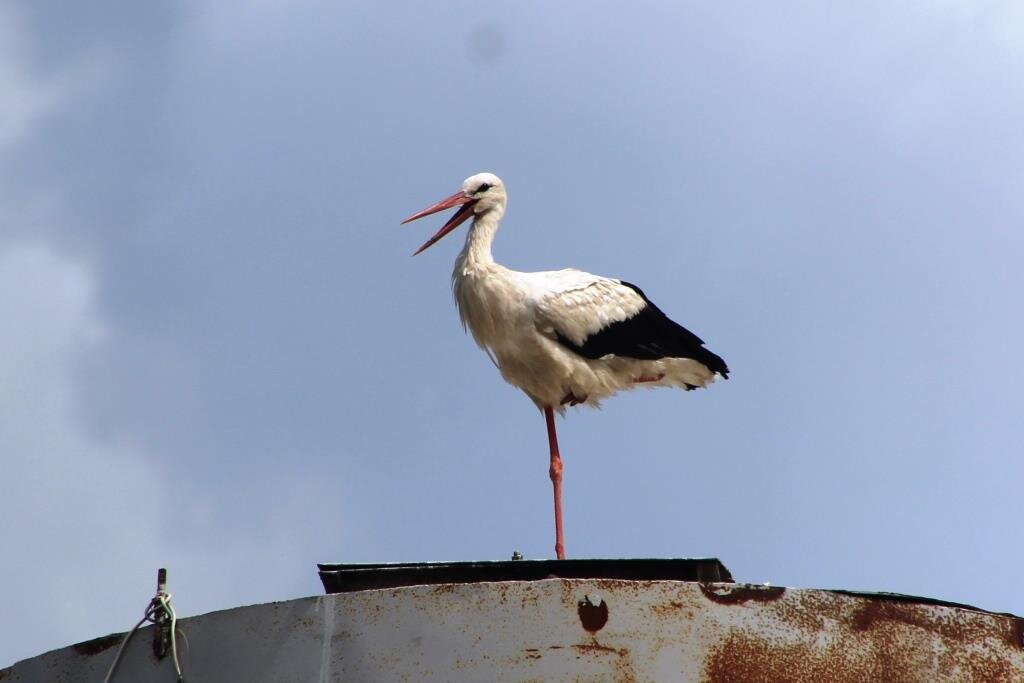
103,592,185,683
160,594,185,682
101,610,150,683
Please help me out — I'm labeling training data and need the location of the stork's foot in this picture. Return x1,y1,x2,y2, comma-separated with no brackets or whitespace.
634,373,666,383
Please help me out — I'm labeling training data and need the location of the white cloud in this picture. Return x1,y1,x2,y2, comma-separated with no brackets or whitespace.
0,6,69,153
0,244,344,667
0,244,171,665
0,10,340,660
992,2,1024,56
0,8,177,664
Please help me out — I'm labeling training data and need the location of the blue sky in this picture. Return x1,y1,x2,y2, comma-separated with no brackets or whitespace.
3,0,1024,666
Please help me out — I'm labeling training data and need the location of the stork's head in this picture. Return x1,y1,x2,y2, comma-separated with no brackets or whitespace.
402,172,506,255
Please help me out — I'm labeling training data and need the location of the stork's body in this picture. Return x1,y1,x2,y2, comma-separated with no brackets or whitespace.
404,173,729,559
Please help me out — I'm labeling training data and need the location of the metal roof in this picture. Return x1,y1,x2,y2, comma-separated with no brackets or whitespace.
318,557,733,593
5,560,1023,681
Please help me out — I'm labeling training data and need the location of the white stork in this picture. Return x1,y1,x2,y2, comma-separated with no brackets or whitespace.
402,172,728,560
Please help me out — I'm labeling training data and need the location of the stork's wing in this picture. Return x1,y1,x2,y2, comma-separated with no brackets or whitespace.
532,271,729,377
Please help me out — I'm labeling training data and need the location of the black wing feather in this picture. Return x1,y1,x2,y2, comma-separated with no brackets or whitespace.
554,281,729,378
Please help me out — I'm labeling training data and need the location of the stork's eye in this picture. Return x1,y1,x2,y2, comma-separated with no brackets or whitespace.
476,183,492,193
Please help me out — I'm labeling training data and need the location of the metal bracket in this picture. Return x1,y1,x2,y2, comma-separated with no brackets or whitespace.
153,568,170,660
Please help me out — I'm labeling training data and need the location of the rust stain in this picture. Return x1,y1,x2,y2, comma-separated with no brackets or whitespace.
573,642,629,657
705,630,882,683
577,595,609,632
852,600,934,633
700,583,785,605
591,578,650,593
849,598,990,644
704,591,1024,683
651,599,698,618
519,589,540,610
72,633,124,657
1011,618,1024,649
705,623,1022,683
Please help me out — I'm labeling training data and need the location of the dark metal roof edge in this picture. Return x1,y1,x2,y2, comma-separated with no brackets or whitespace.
317,557,729,571
318,558,733,594
824,588,1024,620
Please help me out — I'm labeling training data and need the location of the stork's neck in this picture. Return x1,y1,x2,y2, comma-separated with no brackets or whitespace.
458,206,504,269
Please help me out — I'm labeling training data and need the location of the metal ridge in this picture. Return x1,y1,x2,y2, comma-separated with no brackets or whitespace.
318,557,733,593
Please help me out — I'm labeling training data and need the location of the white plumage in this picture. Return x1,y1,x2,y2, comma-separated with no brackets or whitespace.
455,264,720,411
403,171,728,559
434,173,726,409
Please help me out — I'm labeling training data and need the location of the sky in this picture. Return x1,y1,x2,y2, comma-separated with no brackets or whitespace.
2,0,1024,667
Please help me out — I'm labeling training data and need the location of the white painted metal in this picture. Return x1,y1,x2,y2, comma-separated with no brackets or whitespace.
5,580,1022,681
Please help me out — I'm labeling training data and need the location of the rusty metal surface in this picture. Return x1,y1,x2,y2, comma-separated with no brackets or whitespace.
318,557,734,593
4,580,1023,682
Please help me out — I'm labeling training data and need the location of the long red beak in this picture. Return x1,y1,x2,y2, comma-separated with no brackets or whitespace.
401,191,477,256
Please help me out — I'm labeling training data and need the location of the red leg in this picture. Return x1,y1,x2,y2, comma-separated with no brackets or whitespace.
543,406,566,560
635,373,665,383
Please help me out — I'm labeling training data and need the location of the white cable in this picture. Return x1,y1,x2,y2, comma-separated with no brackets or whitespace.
102,593,185,682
